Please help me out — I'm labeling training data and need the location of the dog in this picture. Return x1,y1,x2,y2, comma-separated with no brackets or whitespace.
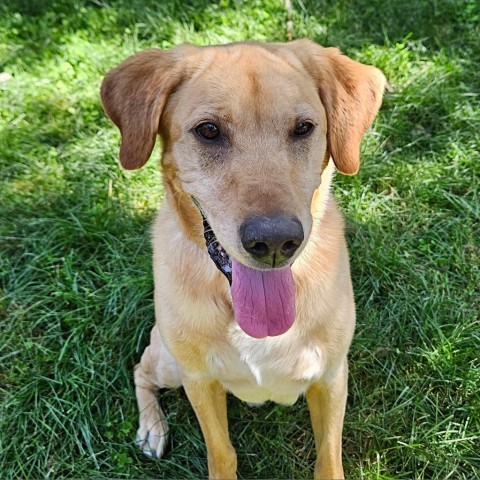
101,39,385,479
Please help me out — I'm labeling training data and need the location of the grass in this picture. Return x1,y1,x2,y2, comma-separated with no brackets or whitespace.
0,0,479,478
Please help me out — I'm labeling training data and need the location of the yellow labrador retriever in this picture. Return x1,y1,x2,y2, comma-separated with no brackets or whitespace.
101,40,385,479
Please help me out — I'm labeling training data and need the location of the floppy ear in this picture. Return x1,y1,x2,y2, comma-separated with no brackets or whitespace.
101,48,187,170
288,40,386,175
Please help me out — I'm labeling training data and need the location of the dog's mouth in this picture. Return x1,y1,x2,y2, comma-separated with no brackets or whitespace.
195,199,296,339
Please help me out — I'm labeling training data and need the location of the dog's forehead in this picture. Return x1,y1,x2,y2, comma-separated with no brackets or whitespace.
174,45,321,121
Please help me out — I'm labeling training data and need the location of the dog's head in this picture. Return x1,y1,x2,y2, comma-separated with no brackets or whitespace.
101,40,385,337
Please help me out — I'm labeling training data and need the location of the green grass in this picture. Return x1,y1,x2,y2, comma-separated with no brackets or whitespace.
1,0,479,478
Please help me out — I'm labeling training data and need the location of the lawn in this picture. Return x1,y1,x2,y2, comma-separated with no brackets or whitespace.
0,0,479,478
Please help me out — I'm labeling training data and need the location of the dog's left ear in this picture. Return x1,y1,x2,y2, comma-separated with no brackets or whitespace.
287,40,386,175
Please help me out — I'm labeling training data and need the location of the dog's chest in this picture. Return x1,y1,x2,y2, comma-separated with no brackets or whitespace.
206,328,326,405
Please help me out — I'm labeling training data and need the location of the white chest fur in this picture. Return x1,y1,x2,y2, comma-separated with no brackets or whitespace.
205,324,326,405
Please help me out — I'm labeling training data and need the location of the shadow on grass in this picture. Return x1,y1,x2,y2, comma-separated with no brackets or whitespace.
297,0,480,50
1,0,288,69
3,0,479,68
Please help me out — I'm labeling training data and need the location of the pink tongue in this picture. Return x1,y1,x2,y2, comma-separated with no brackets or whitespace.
231,258,296,338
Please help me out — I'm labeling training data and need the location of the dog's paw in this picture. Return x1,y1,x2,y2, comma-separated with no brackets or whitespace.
135,407,169,459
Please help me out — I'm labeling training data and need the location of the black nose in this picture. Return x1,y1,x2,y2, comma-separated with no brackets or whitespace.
240,214,304,267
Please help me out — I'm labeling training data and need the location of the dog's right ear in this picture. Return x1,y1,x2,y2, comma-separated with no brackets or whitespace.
101,47,190,170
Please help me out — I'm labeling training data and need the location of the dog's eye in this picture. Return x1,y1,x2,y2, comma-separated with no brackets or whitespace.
294,122,314,136
196,122,221,140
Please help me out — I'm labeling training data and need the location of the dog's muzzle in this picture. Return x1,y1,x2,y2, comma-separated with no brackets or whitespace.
191,196,296,339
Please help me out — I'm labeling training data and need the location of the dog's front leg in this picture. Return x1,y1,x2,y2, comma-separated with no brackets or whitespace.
182,377,237,479
306,360,348,480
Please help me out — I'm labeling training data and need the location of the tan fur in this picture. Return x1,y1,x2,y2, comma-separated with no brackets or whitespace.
101,40,385,479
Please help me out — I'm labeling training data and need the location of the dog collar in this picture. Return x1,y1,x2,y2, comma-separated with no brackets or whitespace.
191,197,232,285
